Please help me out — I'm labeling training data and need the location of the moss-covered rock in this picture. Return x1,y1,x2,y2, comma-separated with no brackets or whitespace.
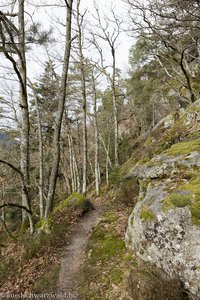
54,192,92,212
125,100,200,299
140,206,155,221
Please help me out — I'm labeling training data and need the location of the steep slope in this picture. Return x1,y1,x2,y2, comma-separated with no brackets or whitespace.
125,100,200,299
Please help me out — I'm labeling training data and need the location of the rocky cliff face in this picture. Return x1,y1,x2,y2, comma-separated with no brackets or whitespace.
125,100,200,299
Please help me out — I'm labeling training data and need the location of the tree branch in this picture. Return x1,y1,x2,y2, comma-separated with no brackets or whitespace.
0,203,32,215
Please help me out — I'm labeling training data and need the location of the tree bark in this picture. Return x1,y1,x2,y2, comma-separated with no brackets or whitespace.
77,0,88,196
18,0,33,232
28,79,45,219
92,71,100,196
111,46,119,166
44,0,74,218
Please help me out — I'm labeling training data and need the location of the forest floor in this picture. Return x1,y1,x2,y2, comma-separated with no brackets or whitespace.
0,196,103,299
55,199,103,299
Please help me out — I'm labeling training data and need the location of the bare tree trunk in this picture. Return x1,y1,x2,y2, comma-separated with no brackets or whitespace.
77,0,88,196
91,6,121,167
111,46,119,166
18,0,33,232
72,141,81,193
36,100,44,219
68,134,75,192
99,132,112,169
92,71,100,196
67,132,80,193
28,80,44,219
106,133,111,187
44,0,73,218
61,164,72,195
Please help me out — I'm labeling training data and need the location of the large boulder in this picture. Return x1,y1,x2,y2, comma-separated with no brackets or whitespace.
126,180,200,299
125,101,200,299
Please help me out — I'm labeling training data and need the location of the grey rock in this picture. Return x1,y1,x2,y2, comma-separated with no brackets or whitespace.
164,114,175,129
125,99,200,299
126,203,200,299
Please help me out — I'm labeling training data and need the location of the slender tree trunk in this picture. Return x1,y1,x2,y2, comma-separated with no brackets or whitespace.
71,139,81,193
111,47,119,166
61,163,72,195
92,72,100,196
106,132,111,187
28,80,44,219
44,0,73,218
18,0,33,232
36,98,44,219
82,85,88,196
180,50,196,103
77,0,88,196
68,134,75,192
99,132,112,168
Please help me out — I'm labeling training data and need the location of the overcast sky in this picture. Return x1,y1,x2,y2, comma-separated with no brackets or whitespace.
0,0,134,129
0,0,134,82
25,0,133,78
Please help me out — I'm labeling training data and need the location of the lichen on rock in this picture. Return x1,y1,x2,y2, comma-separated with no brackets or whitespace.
125,100,200,299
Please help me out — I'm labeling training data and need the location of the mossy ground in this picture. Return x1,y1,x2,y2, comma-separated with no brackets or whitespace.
163,134,200,156
78,198,135,299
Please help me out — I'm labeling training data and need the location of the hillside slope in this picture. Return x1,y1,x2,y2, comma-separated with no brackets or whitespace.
125,100,200,299
78,101,200,300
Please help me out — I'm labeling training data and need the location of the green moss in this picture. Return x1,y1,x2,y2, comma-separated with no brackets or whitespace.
79,203,133,299
54,192,86,212
163,135,200,156
170,193,191,207
138,156,151,165
162,192,192,212
89,223,125,263
188,106,200,113
102,212,118,223
140,206,155,221
162,197,174,212
36,216,52,230
180,176,200,196
190,204,200,226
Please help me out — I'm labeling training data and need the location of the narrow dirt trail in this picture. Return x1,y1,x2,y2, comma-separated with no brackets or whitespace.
56,203,102,298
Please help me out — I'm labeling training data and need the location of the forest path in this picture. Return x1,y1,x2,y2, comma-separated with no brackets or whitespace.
56,200,103,299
